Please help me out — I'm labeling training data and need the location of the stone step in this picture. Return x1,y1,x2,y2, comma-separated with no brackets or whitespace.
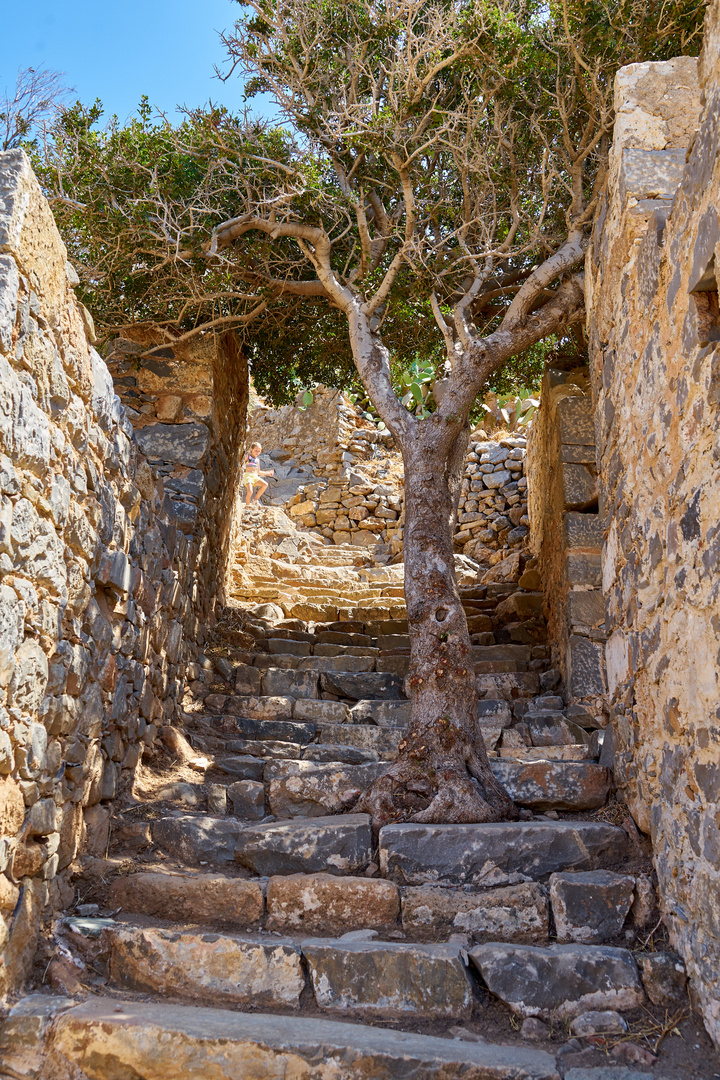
490,761,611,811
477,672,541,699
2,995,561,1080
470,942,645,1019
497,744,593,762
230,714,317,744
317,723,402,755
264,760,388,818
234,813,373,876
379,821,629,885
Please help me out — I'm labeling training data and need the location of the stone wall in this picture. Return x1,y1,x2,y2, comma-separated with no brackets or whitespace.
587,41,720,1042
248,389,530,566
0,151,246,999
527,370,606,716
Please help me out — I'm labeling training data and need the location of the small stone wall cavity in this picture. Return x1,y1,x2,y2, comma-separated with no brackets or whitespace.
0,151,246,999
587,39,720,1042
526,371,606,715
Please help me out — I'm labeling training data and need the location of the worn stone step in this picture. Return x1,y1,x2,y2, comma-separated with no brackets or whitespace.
321,671,404,699
3,995,561,1080
301,938,475,1020
266,873,400,935
264,760,388,818
350,698,412,727
293,698,351,723
234,813,373,876
261,668,321,697
497,745,593,762
314,643,380,657
106,924,305,1009
151,815,247,866
376,654,410,675
401,881,549,943
477,672,541,699
474,660,526,674
379,821,629,885
108,870,264,927
317,723,402,755
365,619,409,635
469,942,645,1019
474,644,532,663
302,743,381,764
490,761,611,811
317,630,374,646
224,737,306,759
298,655,376,673
230,715,317,743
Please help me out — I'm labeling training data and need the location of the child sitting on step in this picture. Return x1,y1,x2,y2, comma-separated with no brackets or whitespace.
243,442,274,504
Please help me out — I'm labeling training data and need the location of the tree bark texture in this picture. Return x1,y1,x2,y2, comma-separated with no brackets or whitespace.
354,418,518,831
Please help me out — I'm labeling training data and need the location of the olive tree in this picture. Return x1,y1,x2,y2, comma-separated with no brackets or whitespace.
214,0,704,829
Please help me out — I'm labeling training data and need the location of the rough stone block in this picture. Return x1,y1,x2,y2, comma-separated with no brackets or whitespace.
30,996,562,1080
228,779,265,820
563,464,598,511
490,761,611,811
151,815,247,866
558,396,595,445
298,656,376,673
267,638,312,656
379,821,628,885
568,591,605,629
261,668,320,699
568,635,606,697
550,871,635,943
321,671,403,700
476,672,541,700
229,696,295,722
234,814,372,876
107,926,304,1008
234,663,262,695
526,713,591,747
350,699,411,727
293,698,350,723
135,422,209,467
637,951,687,1005
266,873,400,935
564,513,603,550
302,939,473,1019
265,761,387,818
470,942,644,1018
401,882,549,942
213,755,265,781
567,553,602,587
303,744,380,765
233,714,315,744
619,147,687,202
108,872,264,927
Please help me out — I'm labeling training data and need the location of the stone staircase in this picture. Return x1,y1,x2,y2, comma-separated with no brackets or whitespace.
0,535,700,1079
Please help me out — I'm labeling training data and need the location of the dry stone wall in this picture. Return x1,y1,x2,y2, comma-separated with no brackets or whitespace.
0,151,246,999
587,39,720,1042
248,389,530,566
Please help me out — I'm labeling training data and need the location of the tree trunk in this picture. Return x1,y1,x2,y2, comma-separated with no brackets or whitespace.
354,418,518,831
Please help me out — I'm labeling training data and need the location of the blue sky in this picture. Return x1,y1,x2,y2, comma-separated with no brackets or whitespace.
0,0,272,125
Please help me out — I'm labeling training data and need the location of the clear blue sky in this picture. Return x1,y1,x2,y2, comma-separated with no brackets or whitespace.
0,0,271,125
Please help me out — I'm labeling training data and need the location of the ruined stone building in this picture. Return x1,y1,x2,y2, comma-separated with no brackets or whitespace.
0,4,719,1075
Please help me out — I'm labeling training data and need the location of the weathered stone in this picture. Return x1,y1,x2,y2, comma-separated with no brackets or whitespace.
235,813,372,876
228,779,265,820
234,663,262,695
213,755,265,781
152,815,247,866
569,1010,628,1037
526,713,592,747
568,591,605,629
293,698,350,723
568,636,606,696
490,761,611,811
108,872,264,927
564,513,602,550
379,822,628,885
230,696,296,723
401,882,549,942
550,871,635,944
262,667,320,698
618,146,687,201
557,396,595,445
320,671,403,700
350,698,411,727
470,943,645,1018
266,873,400,935
107,925,304,1008
266,761,387,818
300,655,376,673
302,939,474,1020
637,951,687,1006
135,422,210,466
17,995,562,1080
563,464,598,511
232,713,315,743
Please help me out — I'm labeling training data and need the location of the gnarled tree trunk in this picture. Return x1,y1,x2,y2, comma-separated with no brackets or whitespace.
354,417,518,831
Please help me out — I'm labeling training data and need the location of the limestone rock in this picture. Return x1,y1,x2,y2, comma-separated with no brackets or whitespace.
302,939,474,1020
266,761,387,818
235,813,372,876
550,871,635,944
266,873,400,935
108,872,264,927
401,882,549,942
470,943,645,1018
490,761,611,811
227,779,265,820
637,951,687,1006
107,925,304,1008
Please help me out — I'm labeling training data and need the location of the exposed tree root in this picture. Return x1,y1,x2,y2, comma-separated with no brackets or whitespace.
353,718,519,833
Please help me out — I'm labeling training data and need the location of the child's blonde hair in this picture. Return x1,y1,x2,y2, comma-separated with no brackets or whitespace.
250,442,262,452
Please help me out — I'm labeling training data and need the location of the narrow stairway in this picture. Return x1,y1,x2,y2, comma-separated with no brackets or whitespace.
1,534,700,1080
